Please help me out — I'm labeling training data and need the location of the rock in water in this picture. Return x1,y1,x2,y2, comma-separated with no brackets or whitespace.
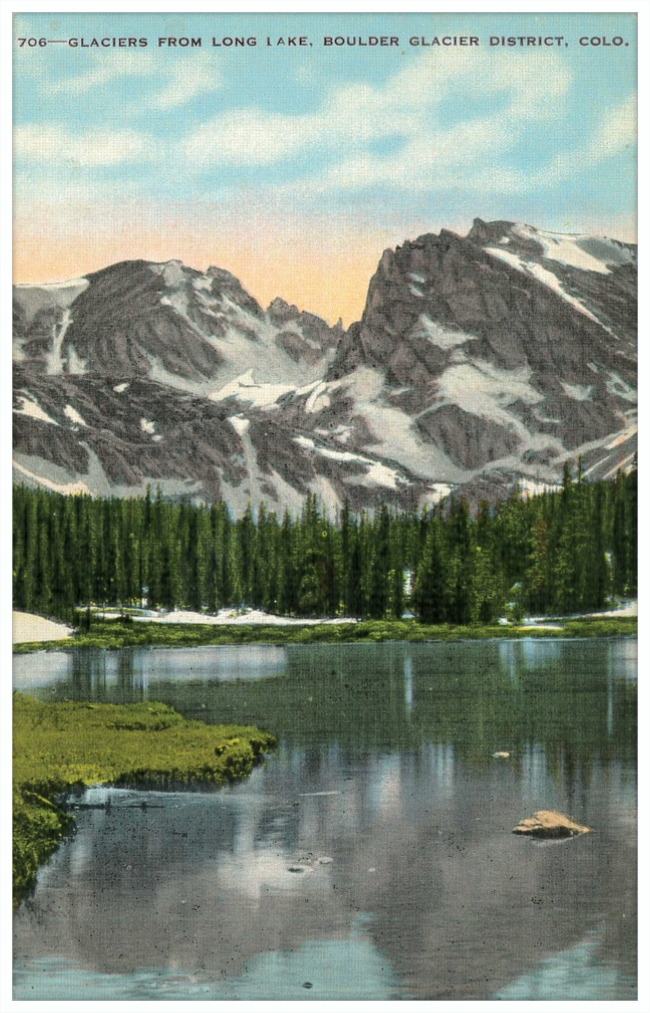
512,810,592,838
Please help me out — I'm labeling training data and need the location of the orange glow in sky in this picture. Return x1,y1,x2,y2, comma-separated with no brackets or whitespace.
13,200,636,328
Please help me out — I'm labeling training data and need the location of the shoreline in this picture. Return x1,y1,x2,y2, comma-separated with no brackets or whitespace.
13,694,276,909
13,614,638,654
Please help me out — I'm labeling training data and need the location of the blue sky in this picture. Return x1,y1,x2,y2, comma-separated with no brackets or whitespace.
13,11,637,322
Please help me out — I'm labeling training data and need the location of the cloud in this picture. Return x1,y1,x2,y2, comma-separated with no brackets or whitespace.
45,50,221,110
586,93,636,160
151,53,221,109
183,49,573,187
539,92,637,184
47,52,159,95
14,124,156,168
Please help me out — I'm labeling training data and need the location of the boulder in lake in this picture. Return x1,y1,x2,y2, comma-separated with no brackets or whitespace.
512,810,592,838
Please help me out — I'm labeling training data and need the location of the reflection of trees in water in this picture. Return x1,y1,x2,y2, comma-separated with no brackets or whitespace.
16,640,636,999
61,648,145,704
45,640,636,783
159,641,635,782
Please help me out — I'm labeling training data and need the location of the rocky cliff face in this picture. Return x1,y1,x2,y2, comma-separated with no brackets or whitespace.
13,220,637,513
13,260,342,389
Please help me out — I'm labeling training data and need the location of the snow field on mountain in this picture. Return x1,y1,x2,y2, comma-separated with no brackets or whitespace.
63,405,87,426
483,246,602,324
12,277,89,322
14,395,59,426
293,435,404,491
511,224,636,274
436,359,543,430
417,315,470,349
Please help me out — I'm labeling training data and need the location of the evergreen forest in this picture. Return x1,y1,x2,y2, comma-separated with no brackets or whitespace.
12,461,637,625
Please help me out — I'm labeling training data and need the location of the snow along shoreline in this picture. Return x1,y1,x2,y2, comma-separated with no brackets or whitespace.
12,600,636,645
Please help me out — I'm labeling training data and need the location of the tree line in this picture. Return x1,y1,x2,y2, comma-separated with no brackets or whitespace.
12,461,637,624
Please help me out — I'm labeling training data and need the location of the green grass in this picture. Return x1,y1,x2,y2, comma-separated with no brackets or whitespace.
12,692,275,908
13,614,637,653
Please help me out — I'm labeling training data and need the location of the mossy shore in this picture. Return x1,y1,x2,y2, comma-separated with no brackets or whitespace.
13,693,275,909
13,614,637,654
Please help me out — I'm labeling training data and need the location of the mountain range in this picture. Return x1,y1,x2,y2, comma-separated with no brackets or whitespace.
13,219,637,513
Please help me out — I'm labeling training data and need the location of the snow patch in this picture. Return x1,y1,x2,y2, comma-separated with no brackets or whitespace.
113,382,129,393
151,259,186,287
606,372,636,403
484,246,603,326
13,612,74,645
140,418,157,435
148,608,359,627
425,483,454,503
211,370,295,407
512,224,612,274
293,427,405,491
316,424,352,444
14,396,59,426
304,381,331,414
436,358,543,429
519,478,554,498
13,277,89,324
605,422,637,452
601,453,637,480
331,368,465,482
64,404,87,427
228,415,250,436
13,458,90,495
409,285,424,298
409,272,426,284
66,346,87,374
47,308,73,375
532,408,561,424
418,315,471,350
356,461,401,490
160,290,189,316
561,382,592,402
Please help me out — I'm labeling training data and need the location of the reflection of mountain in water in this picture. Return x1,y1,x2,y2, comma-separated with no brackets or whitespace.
14,639,636,999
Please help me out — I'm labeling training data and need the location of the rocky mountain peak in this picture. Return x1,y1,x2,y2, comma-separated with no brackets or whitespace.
13,220,637,514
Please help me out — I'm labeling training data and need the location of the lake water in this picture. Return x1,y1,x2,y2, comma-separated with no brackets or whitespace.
13,638,637,1000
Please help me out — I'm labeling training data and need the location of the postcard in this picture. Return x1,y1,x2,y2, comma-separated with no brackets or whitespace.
10,7,638,1004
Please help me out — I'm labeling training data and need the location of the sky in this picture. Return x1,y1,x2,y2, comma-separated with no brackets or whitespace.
12,10,637,325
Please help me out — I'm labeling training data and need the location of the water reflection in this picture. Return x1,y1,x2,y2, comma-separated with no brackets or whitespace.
13,638,637,1000
15,640,637,777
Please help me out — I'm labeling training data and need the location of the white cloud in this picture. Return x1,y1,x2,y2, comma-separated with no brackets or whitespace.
538,92,637,183
586,93,637,160
48,52,158,95
44,50,221,110
183,48,573,186
14,124,156,167
152,54,221,110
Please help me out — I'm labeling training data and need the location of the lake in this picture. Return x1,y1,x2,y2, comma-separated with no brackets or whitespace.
13,638,637,1000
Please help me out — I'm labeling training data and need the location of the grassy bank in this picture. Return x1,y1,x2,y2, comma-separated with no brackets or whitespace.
13,615,637,653
13,692,275,908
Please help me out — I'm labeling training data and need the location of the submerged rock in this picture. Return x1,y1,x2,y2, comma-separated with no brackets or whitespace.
512,810,592,838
